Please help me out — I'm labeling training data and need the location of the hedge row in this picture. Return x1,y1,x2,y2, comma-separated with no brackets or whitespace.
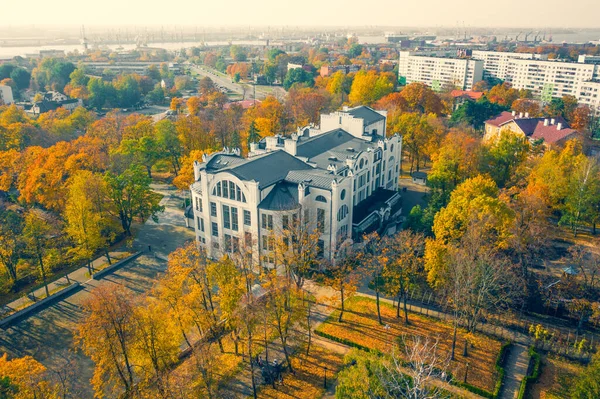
517,347,542,399
313,329,381,355
452,340,511,399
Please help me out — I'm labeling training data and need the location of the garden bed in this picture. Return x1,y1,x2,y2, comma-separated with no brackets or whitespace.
315,295,502,393
528,353,584,399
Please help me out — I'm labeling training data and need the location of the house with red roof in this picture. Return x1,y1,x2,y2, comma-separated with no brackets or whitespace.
450,90,484,110
484,111,580,147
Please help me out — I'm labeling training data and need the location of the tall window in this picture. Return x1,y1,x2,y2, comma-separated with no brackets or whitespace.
245,232,252,247
282,215,289,229
337,205,349,221
223,205,231,229
211,222,218,237
244,210,251,226
210,202,217,217
197,217,204,232
261,214,273,230
317,208,325,233
231,207,238,231
212,180,247,202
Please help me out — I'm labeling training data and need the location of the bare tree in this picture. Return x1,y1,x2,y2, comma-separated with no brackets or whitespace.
378,336,451,399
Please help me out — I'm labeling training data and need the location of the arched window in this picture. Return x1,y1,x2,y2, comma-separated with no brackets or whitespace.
212,180,247,202
315,195,327,203
337,204,349,222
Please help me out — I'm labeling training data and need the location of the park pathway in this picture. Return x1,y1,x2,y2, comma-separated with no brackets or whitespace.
500,344,529,399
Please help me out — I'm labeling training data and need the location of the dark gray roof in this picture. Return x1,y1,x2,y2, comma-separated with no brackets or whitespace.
411,171,428,179
296,129,377,170
285,169,338,190
346,106,385,126
259,182,299,211
352,189,398,224
205,154,247,171
228,150,313,189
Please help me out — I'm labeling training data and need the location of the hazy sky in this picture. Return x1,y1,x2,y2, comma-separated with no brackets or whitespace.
3,0,600,28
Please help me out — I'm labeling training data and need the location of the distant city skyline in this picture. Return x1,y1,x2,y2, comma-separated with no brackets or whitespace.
3,0,600,29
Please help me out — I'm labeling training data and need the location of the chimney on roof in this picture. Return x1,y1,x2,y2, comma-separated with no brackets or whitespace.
551,118,555,125
519,112,524,118
512,110,516,116
525,112,529,118
544,119,549,126
557,123,563,131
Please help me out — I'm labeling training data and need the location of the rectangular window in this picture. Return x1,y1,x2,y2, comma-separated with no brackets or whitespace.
222,182,229,199
236,186,242,201
267,215,273,230
282,215,289,229
210,202,217,217
232,236,239,253
244,210,251,226
317,239,325,257
198,197,203,212
262,235,268,251
212,222,218,237
292,213,298,227
262,214,267,229
229,182,236,200
245,232,252,248
317,208,325,233
304,209,310,223
216,182,222,197
201,218,205,232
367,171,370,183
231,207,238,231
223,205,231,229
224,234,232,252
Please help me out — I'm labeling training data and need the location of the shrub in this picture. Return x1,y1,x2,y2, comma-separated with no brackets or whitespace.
517,346,542,399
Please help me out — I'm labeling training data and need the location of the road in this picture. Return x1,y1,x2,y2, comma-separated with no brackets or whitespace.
189,65,286,101
0,186,195,397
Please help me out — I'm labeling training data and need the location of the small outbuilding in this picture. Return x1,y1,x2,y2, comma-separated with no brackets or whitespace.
411,171,428,185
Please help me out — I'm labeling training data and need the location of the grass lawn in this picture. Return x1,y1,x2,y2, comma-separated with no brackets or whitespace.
254,343,344,399
316,296,502,392
529,354,583,399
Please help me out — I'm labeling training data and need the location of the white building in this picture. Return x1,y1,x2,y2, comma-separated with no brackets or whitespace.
471,50,548,81
0,85,14,105
398,50,483,91
188,106,403,265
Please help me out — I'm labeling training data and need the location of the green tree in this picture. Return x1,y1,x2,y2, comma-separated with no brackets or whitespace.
450,98,507,129
9,68,31,91
283,68,314,90
117,136,161,178
104,165,164,236
481,129,530,188
154,119,182,175
571,353,600,399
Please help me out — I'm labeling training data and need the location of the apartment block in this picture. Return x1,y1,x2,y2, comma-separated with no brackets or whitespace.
398,50,483,91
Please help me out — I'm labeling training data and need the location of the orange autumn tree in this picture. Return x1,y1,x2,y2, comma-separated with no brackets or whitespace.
244,96,285,137
173,149,209,190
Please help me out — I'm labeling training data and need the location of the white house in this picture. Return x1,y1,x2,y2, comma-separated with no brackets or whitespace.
188,106,403,265
0,85,14,105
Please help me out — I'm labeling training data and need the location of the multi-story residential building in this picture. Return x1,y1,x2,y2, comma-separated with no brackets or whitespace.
471,50,548,81
188,106,403,265
398,50,483,91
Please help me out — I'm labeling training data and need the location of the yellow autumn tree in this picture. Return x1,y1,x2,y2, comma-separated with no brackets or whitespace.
425,175,515,287
0,353,60,399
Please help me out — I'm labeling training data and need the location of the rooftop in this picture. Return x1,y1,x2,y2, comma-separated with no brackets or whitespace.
258,182,299,211
296,129,378,170
352,188,398,224
346,106,386,126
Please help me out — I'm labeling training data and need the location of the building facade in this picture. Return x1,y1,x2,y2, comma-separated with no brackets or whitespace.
189,106,403,265
471,50,548,81
398,50,484,91
0,85,14,105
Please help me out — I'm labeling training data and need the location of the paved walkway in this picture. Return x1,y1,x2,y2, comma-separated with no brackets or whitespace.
0,185,195,397
1,251,129,317
500,344,529,399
